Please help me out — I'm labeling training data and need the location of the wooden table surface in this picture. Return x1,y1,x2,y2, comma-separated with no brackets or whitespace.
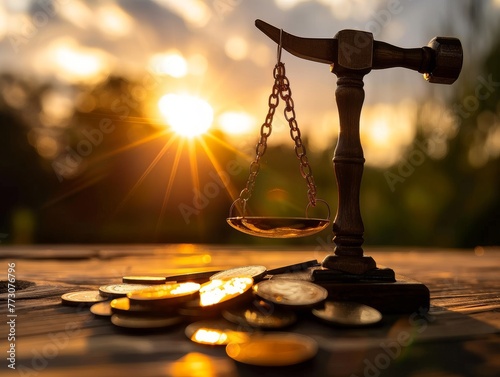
1,245,499,377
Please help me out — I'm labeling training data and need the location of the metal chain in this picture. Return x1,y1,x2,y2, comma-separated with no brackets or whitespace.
237,61,318,213
237,64,281,208
276,63,318,206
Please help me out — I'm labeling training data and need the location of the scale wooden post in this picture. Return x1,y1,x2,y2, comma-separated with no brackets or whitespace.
321,30,377,275
252,20,463,313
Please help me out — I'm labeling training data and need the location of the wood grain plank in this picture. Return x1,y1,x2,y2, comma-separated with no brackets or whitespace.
1,245,499,376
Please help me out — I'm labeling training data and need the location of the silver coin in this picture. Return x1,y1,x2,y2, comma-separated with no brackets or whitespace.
226,332,318,366
99,284,156,298
312,301,382,327
223,300,297,329
61,291,108,306
253,279,328,307
122,276,166,285
111,313,183,329
90,301,112,317
210,265,267,281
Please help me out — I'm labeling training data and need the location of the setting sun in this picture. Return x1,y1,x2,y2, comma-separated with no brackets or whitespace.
158,93,214,138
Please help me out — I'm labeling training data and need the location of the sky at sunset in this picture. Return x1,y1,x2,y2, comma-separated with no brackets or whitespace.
1,0,499,167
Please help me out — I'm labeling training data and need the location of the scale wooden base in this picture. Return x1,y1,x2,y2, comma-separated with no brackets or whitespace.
274,265,430,314
313,269,430,315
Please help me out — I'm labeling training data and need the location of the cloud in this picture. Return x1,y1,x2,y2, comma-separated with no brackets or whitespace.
151,0,212,28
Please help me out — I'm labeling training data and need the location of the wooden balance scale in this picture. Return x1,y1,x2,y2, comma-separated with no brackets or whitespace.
228,20,463,314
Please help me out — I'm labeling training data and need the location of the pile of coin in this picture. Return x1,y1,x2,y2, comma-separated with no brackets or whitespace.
61,260,382,367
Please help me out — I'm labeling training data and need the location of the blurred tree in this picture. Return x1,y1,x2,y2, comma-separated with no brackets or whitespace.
360,20,500,248
1,1,499,248
0,93,51,243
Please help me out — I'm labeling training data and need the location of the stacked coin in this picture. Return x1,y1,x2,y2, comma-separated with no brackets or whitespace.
185,320,250,346
113,282,201,329
61,291,107,307
61,260,382,365
99,284,158,298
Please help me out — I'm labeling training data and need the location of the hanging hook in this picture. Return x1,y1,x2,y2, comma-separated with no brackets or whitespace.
277,28,283,64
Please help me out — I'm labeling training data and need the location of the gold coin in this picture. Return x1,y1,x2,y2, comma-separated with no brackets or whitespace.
122,276,166,284
178,299,223,320
61,291,108,306
127,282,201,300
199,277,253,307
253,279,327,307
312,301,382,327
226,332,318,366
210,265,267,282
90,301,112,317
185,320,250,346
179,277,254,320
109,297,144,313
99,284,156,298
109,297,171,316
166,270,221,284
111,313,183,329
127,282,200,310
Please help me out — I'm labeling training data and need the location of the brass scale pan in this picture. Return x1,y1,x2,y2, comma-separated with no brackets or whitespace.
227,199,330,238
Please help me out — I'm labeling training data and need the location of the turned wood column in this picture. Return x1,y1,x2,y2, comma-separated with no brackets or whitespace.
321,30,376,274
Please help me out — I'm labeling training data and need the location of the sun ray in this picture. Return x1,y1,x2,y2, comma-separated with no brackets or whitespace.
40,119,169,208
203,131,253,161
197,137,239,202
41,172,108,209
188,140,201,197
66,112,170,168
92,128,168,164
156,138,186,235
116,135,178,213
